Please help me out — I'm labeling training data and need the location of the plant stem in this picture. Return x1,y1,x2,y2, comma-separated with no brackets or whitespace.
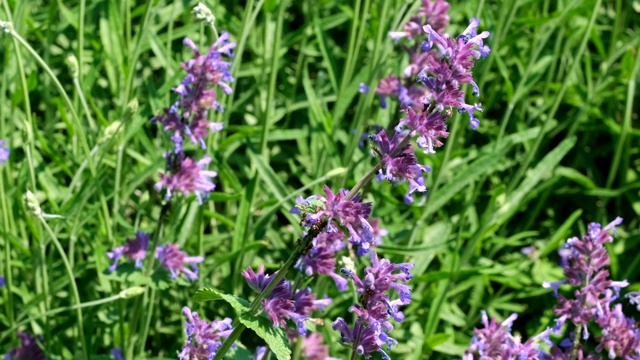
39,216,89,359
128,201,170,358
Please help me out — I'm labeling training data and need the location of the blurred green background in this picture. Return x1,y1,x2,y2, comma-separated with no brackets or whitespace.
1,0,639,358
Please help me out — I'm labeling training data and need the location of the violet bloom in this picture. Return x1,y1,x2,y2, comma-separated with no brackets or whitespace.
242,265,328,335
152,34,234,152
332,319,395,360
0,276,5,287
5,331,48,360
550,218,625,336
296,185,375,256
111,348,123,360
296,231,348,290
370,130,431,204
464,311,553,359
179,307,234,360
388,0,450,41
106,231,150,272
0,139,8,165
416,18,489,128
155,243,204,280
301,333,340,360
369,218,388,246
594,303,640,359
341,251,413,326
155,153,218,204
253,346,267,360
323,186,374,255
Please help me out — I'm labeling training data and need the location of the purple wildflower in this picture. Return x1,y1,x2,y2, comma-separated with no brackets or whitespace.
0,139,8,165
332,319,395,360
179,307,234,360
0,276,5,287
155,153,218,204
152,34,234,152
296,185,375,256
551,218,625,334
301,333,341,360
242,265,328,335
106,231,150,272
111,348,123,360
155,243,204,280
464,311,553,359
388,0,450,41
341,252,413,325
359,82,370,93
253,346,267,360
332,252,413,359
296,231,348,290
594,303,640,359
370,130,431,203
5,332,48,360
416,18,489,128
370,218,388,246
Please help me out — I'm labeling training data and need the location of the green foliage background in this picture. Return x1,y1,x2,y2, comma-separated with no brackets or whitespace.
0,0,639,358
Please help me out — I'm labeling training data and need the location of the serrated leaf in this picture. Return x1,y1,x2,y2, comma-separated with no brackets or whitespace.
193,288,292,360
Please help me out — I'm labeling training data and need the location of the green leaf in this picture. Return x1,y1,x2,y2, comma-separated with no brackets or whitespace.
494,136,577,227
423,141,513,219
193,288,292,360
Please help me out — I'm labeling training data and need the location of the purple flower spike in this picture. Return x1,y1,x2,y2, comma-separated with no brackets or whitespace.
111,348,124,360
0,276,5,287
332,318,393,360
155,153,218,204
106,231,150,272
550,218,624,330
0,139,9,165
5,331,48,360
296,231,348,290
179,307,234,360
155,243,204,280
242,265,328,335
371,130,431,184
152,34,234,153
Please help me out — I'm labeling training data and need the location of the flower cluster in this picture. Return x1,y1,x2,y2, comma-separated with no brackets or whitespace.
107,234,203,281
368,0,451,110
294,186,375,256
106,231,150,272
465,217,640,359
5,331,48,360
369,130,431,204
463,311,554,359
242,265,331,335
358,4,489,205
332,252,414,360
179,307,234,360
152,34,234,152
0,138,9,165
155,153,218,204
153,34,235,203
156,243,205,281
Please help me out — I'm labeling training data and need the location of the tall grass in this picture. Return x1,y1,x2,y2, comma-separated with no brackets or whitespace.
1,0,639,358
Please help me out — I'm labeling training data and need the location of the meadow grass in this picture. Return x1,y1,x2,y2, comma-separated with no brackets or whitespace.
1,0,639,359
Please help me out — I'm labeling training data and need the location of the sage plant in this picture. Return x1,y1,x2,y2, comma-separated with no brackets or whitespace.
208,1,491,359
